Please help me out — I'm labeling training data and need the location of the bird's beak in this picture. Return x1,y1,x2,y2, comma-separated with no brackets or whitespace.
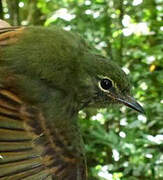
116,95,145,114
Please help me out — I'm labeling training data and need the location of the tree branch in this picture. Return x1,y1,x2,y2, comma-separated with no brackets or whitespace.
6,0,20,25
0,0,3,19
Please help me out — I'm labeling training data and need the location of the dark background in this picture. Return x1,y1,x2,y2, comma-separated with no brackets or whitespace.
0,0,163,179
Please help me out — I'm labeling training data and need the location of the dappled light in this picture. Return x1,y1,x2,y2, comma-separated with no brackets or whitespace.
0,0,162,179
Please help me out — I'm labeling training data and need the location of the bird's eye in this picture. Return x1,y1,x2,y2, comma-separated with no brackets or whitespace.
100,78,112,90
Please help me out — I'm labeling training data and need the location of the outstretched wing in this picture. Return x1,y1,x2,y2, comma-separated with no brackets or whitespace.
0,88,49,179
0,27,87,180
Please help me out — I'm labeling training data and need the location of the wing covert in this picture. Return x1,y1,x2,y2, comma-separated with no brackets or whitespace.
0,26,24,46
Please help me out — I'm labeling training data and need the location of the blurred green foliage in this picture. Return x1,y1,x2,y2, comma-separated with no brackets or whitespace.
1,0,163,179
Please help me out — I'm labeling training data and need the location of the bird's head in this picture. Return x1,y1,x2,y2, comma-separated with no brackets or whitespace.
78,54,144,113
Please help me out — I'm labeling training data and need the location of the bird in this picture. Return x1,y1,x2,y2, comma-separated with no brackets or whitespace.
0,25,144,180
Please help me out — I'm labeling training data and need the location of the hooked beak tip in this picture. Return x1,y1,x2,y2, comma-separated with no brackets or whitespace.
117,96,145,114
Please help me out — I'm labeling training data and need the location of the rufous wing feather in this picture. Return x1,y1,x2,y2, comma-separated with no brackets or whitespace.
0,89,86,180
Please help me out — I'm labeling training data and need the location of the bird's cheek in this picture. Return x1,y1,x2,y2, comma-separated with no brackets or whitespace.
105,92,118,104
105,88,118,101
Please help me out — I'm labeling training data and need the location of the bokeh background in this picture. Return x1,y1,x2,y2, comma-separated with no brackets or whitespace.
0,0,163,179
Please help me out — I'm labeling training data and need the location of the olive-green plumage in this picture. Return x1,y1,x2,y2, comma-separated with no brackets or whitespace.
0,26,144,180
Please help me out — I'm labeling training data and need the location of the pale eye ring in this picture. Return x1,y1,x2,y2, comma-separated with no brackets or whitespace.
100,78,113,90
